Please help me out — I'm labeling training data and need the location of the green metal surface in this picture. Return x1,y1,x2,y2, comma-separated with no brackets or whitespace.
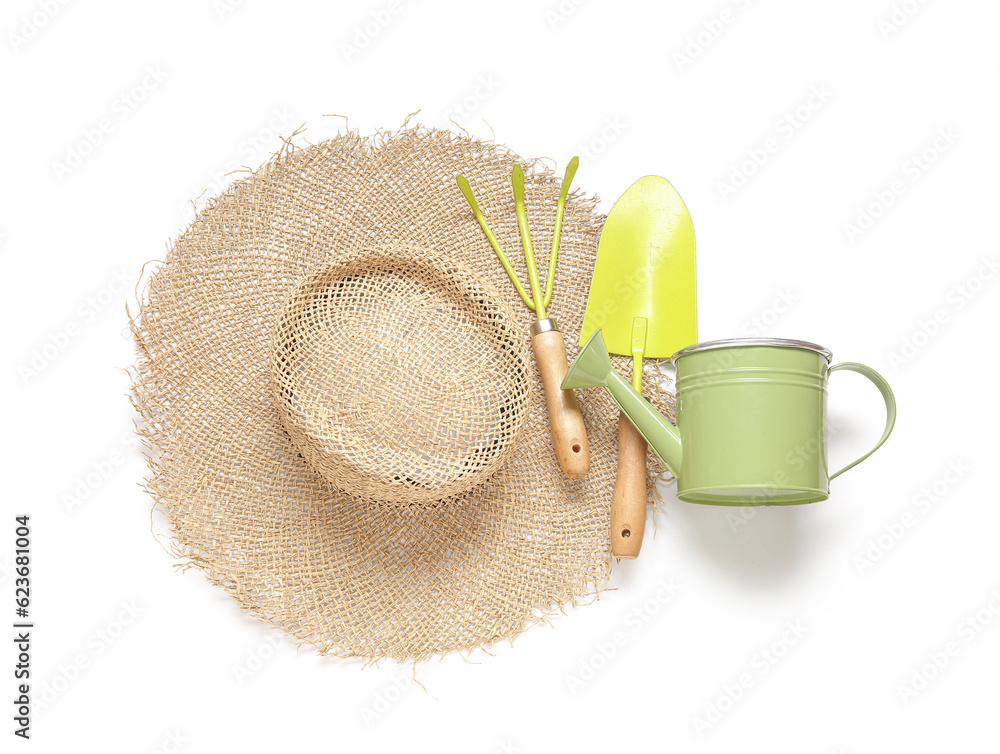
579,175,697,392
545,156,578,312
456,157,579,318
456,174,534,311
563,332,896,506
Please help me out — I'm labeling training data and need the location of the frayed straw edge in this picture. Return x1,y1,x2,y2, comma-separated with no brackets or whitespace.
127,117,614,666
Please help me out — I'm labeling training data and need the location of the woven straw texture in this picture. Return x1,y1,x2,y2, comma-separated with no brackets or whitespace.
271,242,531,504
130,124,674,661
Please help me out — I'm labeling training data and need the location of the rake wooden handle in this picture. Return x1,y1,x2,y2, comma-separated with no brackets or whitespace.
611,412,647,558
531,328,590,479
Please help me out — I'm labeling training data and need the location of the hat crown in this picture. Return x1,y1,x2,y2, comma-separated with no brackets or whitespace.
270,242,531,505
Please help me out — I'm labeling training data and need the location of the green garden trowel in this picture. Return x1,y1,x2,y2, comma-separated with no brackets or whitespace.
578,176,696,558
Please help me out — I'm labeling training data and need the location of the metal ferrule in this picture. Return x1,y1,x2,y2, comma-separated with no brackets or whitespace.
530,318,559,337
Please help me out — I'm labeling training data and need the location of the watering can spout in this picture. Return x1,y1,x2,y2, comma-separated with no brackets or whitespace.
562,330,683,478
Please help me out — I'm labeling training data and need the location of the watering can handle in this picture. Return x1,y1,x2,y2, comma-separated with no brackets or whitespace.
828,362,896,480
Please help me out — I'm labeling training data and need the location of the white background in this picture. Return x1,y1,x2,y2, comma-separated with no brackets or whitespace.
3,0,999,751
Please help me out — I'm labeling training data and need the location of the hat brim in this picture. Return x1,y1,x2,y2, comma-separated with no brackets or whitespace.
130,126,671,660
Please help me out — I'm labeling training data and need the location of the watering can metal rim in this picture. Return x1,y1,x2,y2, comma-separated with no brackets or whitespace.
671,337,833,365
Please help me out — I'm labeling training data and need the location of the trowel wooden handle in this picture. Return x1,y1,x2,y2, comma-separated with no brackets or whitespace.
531,327,590,479
611,412,647,558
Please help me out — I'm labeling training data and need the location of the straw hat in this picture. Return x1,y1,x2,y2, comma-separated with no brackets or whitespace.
130,124,673,661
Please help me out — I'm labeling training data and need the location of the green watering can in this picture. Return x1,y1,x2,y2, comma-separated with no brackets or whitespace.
562,331,896,505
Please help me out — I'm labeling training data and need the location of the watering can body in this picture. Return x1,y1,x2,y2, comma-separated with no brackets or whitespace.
563,331,896,506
